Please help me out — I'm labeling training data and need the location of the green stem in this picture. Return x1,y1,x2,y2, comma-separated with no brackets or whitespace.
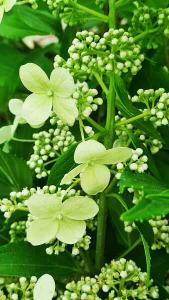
113,192,151,280
116,111,149,127
118,238,142,259
12,137,34,143
79,118,85,141
44,158,58,166
95,193,107,271
64,179,80,197
104,74,116,148
86,117,106,133
93,71,109,95
115,0,131,8
73,3,109,23
0,233,9,242
16,207,29,212
105,176,117,194
16,0,28,5
134,28,158,42
95,0,116,270
95,77,116,271
109,0,116,28
107,193,128,211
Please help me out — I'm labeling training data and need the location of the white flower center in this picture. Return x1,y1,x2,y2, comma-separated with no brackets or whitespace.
47,90,54,97
87,161,95,167
56,214,63,220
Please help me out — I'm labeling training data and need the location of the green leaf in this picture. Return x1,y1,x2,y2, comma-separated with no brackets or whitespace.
121,190,169,221
0,5,60,39
48,143,77,186
151,250,169,283
131,61,169,93
140,233,151,286
152,150,169,185
119,169,169,221
119,168,165,195
0,44,25,112
146,0,169,8
0,150,32,197
137,228,151,286
0,242,78,278
108,196,133,248
10,125,35,160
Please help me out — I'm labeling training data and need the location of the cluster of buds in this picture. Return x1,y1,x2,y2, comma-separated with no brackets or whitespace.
130,4,159,49
59,258,158,299
138,133,163,154
0,196,27,220
149,217,169,253
54,29,144,80
43,0,84,26
0,185,57,219
157,8,169,37
73,81,103,118
9,221,26,243
43,0,104,25
116,148,148,179
130,3,169,48
46,235,91,256
132,88,169,128
0,185,96,256
131,5,156,32
115,113,163,155
0,276,37,300
27,119,75,179
124,215,169,254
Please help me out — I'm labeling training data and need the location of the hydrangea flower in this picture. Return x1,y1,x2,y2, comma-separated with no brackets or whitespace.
20,63,78,127
0,0,16,23
0,99,25,144
26,193,99,245
61,140,132,195
33,274,55,300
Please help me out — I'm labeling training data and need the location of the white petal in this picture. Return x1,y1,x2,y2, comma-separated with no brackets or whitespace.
34,274,55,300
80,164,110,195
94,147,132,165
19,63,50,93
60,164,85,185
27,219,59,246
56,217,86,244
53,96,78,126
0,125,13,144
4,0,16,11
62,196,99,220
74,140,106,164
8,98,23,116
26,194,62,219
0,6,4,23
22,93,52,126
50,67,75,97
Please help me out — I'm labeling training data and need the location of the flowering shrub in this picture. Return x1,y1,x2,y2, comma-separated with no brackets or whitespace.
0,0,169,299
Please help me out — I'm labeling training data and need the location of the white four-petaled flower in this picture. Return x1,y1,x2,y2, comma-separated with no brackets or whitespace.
61,140,132,195
33,274,55,300
26,193,99,245
20,63,78,127
0,0,16,23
